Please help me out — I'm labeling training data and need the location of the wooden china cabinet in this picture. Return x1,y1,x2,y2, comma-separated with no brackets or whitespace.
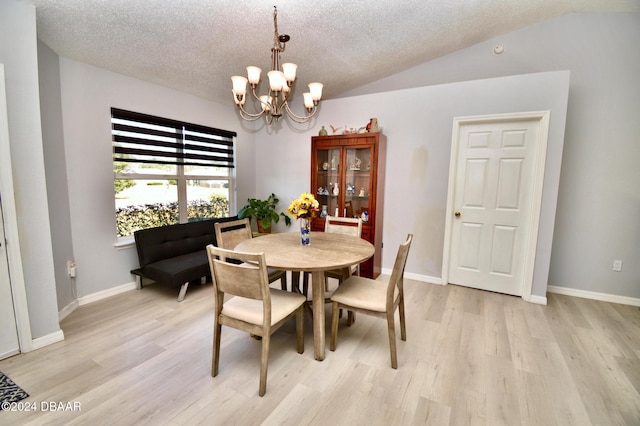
310,132,386,278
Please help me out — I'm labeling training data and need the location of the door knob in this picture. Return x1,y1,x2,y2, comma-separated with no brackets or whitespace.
454,211,461,217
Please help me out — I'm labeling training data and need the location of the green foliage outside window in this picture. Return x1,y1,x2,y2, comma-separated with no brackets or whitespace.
114,162,135,194
116,194,229,237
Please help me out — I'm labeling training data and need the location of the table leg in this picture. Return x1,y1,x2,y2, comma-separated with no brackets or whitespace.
311,270,326,361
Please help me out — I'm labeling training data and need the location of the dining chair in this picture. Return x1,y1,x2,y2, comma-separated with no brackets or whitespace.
215,218,288,291
329,234,413,369
301,216,363,297
324,215,363,278
206,245,305,397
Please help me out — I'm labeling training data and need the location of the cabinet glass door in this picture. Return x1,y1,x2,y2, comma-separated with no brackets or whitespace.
314,148,341,218
345,147,372,221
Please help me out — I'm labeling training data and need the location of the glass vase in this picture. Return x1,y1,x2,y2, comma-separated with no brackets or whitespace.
299,217,311,246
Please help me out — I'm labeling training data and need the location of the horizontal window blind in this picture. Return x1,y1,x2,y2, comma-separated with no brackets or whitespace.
112,108,236,168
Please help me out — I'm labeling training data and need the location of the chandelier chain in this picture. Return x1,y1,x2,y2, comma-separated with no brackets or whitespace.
273,6,279,48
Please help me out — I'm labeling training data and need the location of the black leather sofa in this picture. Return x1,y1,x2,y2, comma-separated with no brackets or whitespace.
131,216,238,301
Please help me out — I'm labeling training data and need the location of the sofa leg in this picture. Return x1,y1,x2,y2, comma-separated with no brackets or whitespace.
177,282,189,302
135,275,143,290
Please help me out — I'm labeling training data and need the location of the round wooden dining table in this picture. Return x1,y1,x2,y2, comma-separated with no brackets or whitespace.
235,231,374,360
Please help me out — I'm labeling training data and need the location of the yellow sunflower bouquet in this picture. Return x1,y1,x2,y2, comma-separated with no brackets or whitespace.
287,192,320,219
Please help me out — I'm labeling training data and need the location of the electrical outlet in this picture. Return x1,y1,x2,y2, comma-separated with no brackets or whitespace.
67,260,77,277
612,260,623,272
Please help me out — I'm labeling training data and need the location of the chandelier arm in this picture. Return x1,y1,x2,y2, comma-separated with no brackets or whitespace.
282,101,318,123
279,85,292,104
236,104,266,121
249,87,262,103
271,91,288,115
249,86,276,109
234,86,279,121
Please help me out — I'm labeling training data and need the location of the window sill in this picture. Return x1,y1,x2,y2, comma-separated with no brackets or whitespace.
114,236,135,250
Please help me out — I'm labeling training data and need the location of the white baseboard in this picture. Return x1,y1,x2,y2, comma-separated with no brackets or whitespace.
58,299,79,322
57,281,138,322
383,271,547,304
547,285,640,307
380,268,443,285
78,281,138,306
527,294,548,305
31,329,65,350
0,349,19,359
379,270,640,308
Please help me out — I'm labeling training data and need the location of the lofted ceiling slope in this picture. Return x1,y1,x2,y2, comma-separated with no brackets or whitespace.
21,0,640,105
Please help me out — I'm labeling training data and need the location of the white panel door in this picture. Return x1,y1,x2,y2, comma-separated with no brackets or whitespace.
444,112,549,296
0,64,28,358
0,201,20,360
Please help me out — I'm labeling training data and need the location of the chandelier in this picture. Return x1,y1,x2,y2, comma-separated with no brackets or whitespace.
231,6,323,124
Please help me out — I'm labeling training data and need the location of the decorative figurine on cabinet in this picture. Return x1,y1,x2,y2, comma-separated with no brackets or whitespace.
366,118,379,133
350,156,362,171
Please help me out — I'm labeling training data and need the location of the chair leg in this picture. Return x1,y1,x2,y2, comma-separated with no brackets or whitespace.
212,322,222,377
296,308,304,354
302,272,310,297
177,282,189,302
387,311,398,369
259,334,270,397
330,302,340,351
291,271,300,293
399,295,407,341
280,272,287,291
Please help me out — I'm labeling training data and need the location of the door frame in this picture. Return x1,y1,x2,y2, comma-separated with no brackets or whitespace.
442,111,550,301
0,64,32,352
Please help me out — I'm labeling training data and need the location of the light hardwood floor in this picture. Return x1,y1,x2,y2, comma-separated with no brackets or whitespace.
1,278,639,425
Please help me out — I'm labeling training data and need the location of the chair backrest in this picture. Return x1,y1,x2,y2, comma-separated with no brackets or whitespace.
324,216,362,238
214,218,253,250
386,234,413,306
206,245,271,306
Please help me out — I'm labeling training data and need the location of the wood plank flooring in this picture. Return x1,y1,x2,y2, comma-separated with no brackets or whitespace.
1,278,639,425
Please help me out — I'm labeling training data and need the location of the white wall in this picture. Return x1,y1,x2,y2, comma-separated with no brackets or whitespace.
256,71,570,300
342,13,640,300
38,40,75,311
0,1,60,339
51,58,257,301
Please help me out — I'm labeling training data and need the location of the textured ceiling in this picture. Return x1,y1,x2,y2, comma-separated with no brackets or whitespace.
22,0,640,106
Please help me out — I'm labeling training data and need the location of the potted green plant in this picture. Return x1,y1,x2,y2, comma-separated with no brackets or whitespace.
238,193,292,233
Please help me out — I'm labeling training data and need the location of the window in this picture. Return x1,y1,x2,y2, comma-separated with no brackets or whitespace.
112,108,236,238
